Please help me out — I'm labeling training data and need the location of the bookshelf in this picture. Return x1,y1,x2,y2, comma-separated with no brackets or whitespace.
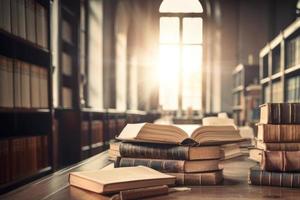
259,19,300,104
232,64,260,126
0,0,52,192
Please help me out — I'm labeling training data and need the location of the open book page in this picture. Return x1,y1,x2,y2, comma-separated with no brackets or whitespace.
173,124,201,138
202,117,237,129
117,123,146,140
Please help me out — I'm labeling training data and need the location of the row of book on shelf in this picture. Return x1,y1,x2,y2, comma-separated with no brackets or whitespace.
0,55,48,108
0,0,48,49
286,35,300,68
0,135,49,185
249,103,300,187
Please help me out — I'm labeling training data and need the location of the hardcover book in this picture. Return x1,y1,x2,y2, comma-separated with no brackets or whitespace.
117,123,243,146
249,166,300,188
260,103,300,124
257,140,300,151
114,157,220,173
257,124,300,143
261,151,300,172
119,142,221,160
69,166,175,194
167,170,223,185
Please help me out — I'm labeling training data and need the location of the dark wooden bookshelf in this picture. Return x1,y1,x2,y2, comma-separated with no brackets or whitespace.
259,19,300,103
0,0,52,193
232,64,260,126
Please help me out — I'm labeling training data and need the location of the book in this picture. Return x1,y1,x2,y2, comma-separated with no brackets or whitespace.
36,2,48,49
39,67,48,108
119,185,168,200
69,166,175,194
248,148,262,163
25,0,36,43
114,157,220,173
257,124,300,143
168,170,223,186
261,151,300,172
13,60,22,107
118,142,221,160
260,103,300,124
30,65,40,108
11,0,18,35
117,123,243,146
0,0,11,32
220,143,242,160
257,140,300,151
0,56,13,107
249,166,300,188
17,0,26,39
20,62,31,108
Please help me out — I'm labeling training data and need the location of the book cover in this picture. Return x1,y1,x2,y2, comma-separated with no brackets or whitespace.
119,142,221,160
261,151,300,172
115,157,220,173
249,166,300,188
258,124,300,143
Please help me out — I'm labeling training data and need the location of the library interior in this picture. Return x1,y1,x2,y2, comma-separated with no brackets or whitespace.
1,0,300,199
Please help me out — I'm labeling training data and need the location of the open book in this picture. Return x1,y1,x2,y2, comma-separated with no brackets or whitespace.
117,123,244,146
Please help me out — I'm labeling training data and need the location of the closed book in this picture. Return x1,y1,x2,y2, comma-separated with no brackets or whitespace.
167,170,223,185
13,60,22,107
257,140,300,151
261,151,300,172
36,2,48,49
25,0,36,43
17,0,26,39
11,0,18,35
91,120,104,148
258,124,300,143
20,62,31,108
119,142,221,160
249,166,300,188
0,0,11,32
220,143,242,160
260,103,300,124
69,166,175,194
30,65,40,108
39,67,48,108
0,56,13,107
115,157,220,173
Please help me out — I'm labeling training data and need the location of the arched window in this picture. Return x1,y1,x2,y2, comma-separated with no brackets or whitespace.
159,0,204,116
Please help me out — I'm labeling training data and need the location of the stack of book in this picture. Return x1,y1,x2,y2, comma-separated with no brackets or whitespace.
249,103,300,187
112,122,245,186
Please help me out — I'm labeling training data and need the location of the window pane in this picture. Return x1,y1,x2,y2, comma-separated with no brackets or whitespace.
183,18,202,44
159,44,180,110
182,45,202,110
159,0,203,13
160,17,179,43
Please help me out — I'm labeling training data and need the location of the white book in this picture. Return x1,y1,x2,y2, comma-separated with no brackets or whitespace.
20,62,31,108
17,0,26,39
25,0,36,43
39,67,48,108
30,65,40,108
13,60,22,107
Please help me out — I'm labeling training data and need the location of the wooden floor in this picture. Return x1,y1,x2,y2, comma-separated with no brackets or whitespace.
1,152,300,200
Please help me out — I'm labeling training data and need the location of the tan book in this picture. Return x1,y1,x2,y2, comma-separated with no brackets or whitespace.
220,143,242,160
117,123,243,146
248,148,263,163
115,157,220,173
69,166,175,194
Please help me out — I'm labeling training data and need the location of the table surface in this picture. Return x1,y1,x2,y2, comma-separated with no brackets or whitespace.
1,152,300,200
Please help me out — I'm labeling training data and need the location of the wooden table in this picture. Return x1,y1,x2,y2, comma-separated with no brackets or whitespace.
1,152,300,200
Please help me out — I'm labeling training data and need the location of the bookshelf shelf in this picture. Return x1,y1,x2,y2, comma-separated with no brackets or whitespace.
259,19,300,104
0,108,51,113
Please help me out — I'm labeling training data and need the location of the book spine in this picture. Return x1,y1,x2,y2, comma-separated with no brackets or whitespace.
119,143,189,160
115,157,185,173
266,103,300,124
168,171,223,186
263,143,300,151
262,151,300,172
261,124,300,142
249,168,300,188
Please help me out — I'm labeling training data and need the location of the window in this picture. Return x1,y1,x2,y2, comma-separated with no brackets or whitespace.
159,0,204,115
